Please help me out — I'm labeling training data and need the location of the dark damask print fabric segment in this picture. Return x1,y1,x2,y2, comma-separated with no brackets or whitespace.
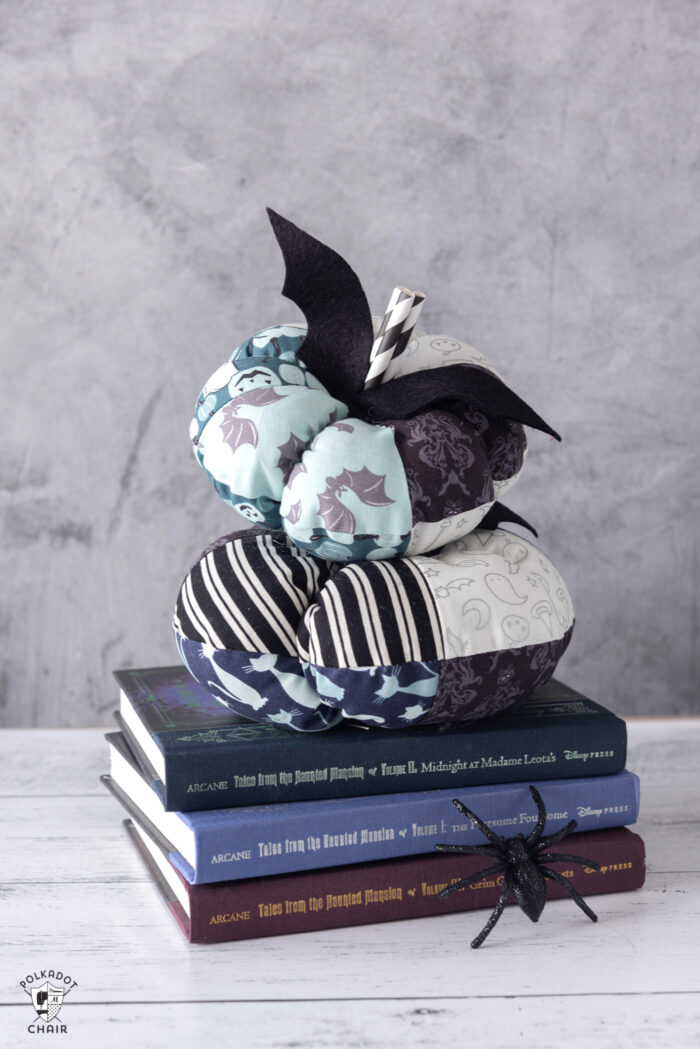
389,411,494,524
420,625,575,725
460,408,526,483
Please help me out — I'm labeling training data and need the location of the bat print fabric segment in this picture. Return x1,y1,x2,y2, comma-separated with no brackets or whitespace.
280,419,413,561
192,325,349,531
190,324,309,448
191,322,530,562
192,324,414,561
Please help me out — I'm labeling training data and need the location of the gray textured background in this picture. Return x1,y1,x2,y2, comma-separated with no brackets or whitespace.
2,0,698,726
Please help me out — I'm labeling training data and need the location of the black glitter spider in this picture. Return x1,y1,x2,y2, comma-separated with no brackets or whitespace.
435,785,601,948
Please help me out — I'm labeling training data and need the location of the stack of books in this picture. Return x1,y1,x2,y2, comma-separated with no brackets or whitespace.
103,668,645,944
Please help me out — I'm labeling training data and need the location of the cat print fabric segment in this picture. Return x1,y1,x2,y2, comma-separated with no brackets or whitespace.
176,635,342,732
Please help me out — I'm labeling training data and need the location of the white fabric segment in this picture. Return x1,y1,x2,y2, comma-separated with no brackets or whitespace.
411,528,574,660
406,503,493,556
380,332,505,383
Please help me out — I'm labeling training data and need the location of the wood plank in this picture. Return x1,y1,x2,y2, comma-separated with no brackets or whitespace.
2,993,700,1049
2,722,699,1049
0,729,108,796
0,874,696,1002
626,719,700,785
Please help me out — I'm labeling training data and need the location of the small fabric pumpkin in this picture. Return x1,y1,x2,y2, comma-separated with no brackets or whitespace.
190,211,558,563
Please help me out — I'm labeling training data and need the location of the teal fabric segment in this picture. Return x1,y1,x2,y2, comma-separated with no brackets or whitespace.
192,325,348,524
233,324,309,363
280,418,413,562
289,531,411,563
190,325,309,446
192,324,412,560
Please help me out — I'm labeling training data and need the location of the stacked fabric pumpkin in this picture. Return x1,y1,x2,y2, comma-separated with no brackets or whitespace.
174,211,573,731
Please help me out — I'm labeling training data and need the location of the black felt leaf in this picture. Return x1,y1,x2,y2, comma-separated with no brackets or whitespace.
479,502,538,537
266,209,560,441
355,364,561,440
266,209,374,403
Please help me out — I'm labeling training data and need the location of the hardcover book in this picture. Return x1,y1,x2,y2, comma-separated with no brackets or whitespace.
114,666,627,811
125,818,647,944
103,730,640,885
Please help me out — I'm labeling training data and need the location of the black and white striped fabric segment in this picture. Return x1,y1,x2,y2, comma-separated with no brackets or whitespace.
174,530,332,657
298,557,445,668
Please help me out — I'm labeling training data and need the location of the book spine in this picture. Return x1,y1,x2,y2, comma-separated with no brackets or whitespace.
186,828,646,943
162,712,627,811
178,771,639,884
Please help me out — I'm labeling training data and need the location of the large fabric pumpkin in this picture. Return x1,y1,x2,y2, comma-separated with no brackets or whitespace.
174,526,574,731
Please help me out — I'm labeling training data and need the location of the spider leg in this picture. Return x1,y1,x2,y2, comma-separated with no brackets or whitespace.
434,842,501,858
539,851,601,872
541,866,598,922
451,798,503,845
525,785,547,846
536,819,578,850
471,870,513,949
438,861,504,899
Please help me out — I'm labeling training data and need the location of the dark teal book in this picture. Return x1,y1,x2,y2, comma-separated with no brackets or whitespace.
114,666,627,812
103,731,640,885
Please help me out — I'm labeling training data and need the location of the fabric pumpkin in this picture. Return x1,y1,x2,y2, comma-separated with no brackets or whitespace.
173,527,574,732
189,211,558,563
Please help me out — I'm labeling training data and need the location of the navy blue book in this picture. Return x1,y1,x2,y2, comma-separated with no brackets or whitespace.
114,666,627,811
103,730,640,885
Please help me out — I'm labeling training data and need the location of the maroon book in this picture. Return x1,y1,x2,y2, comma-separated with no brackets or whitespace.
126,820,646,944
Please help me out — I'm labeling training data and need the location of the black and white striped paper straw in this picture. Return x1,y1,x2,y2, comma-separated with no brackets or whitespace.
364,286,425,389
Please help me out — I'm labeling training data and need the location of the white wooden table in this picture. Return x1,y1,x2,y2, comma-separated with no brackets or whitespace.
1,719,699,1048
